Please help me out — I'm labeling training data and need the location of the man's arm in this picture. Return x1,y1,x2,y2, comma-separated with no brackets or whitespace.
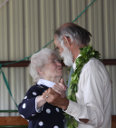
43,88,69,110
43,88,89,123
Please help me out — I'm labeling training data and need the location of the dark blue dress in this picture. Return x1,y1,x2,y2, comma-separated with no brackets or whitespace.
18,84,65,128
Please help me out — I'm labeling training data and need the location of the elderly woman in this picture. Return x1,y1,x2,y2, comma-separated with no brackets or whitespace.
18,48,65,128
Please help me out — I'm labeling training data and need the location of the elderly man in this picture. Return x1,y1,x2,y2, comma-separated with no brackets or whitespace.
43,23,112,128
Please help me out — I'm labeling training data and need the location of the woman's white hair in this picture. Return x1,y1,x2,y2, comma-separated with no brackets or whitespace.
29,48,57,82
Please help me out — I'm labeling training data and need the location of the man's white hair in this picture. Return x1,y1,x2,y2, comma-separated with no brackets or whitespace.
29,48,57,82
60,40,73,67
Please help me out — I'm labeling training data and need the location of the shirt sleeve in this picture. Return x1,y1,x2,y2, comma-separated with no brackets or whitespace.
65,60,105,127
18,86,44,120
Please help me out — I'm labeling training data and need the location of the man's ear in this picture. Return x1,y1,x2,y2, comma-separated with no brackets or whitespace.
63,36,72,47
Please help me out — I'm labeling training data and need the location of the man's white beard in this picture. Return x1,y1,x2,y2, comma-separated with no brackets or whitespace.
60,41,73,67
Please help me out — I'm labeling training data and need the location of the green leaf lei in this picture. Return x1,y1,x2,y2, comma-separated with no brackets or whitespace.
66,45,100,128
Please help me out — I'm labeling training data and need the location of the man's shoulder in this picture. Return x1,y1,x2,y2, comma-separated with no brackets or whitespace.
82,58,104,72
86,58,103,67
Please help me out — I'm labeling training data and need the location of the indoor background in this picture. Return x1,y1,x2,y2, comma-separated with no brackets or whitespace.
0,0,116,118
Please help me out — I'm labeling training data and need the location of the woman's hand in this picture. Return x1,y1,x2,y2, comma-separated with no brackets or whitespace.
52,78,67,97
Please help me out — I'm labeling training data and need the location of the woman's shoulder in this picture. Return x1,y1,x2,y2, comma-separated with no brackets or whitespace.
28,84,38,91
26,84,48,96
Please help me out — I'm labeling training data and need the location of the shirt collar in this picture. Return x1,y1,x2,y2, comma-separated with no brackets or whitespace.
37,79,55,88
73,54,81,71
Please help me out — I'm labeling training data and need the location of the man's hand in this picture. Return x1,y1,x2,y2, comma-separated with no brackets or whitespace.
43,88,89,124
42,88,69,110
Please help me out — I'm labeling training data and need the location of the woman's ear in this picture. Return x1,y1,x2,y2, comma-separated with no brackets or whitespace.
37,68,43,76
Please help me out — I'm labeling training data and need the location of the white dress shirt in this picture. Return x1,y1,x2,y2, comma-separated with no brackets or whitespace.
65,58,112,128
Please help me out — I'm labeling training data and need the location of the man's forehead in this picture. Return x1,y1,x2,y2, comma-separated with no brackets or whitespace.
49,54,58,60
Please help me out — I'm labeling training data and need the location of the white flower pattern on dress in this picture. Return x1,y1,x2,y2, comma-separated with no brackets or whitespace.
20,114,25,118
32,92,37,96
22,103,26,109
56,108,59,112
46,108,51,114
38,121,44,126
24,96,27,99
53,125,59,128
32,114,35,116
